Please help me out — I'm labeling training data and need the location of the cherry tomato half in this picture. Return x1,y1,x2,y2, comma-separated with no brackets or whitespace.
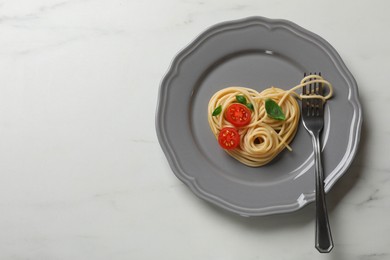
225,103,251,127
218,127,240,150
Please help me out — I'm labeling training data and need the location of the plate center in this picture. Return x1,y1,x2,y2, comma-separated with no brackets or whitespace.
191,50,313,185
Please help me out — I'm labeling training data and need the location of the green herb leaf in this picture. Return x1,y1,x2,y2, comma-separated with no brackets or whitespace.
236,95,247,105
212,105,222,116
265,99,286,120
246,103,254,111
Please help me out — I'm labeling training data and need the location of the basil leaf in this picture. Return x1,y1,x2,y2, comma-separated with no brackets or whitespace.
265,99,285,120
236,95,247,105
246,103,254,111
212,105,222,116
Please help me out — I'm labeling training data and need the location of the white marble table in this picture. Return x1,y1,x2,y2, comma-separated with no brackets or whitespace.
0,0,389,259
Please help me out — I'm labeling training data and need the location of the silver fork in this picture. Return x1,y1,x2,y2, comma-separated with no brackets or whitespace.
302,73,334,253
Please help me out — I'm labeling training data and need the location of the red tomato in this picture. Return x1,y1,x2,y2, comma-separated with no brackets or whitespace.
225,103,251,127
218,127,240,150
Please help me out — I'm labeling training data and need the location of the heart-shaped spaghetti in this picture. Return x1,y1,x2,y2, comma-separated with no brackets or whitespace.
208,75,333,167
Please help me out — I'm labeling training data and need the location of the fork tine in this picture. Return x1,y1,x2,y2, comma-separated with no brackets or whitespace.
313,72,316,94
311,73,315,94
302,73,308,116
318,72,323,96
313,73,318,116
317,72,324,116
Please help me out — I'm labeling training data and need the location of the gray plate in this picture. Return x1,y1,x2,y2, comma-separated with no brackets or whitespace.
156,17,362,216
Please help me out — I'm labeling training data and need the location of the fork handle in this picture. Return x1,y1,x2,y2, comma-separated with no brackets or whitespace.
312,132,334,253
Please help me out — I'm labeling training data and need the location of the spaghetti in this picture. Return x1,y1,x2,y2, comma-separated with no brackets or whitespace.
208,74,333,167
